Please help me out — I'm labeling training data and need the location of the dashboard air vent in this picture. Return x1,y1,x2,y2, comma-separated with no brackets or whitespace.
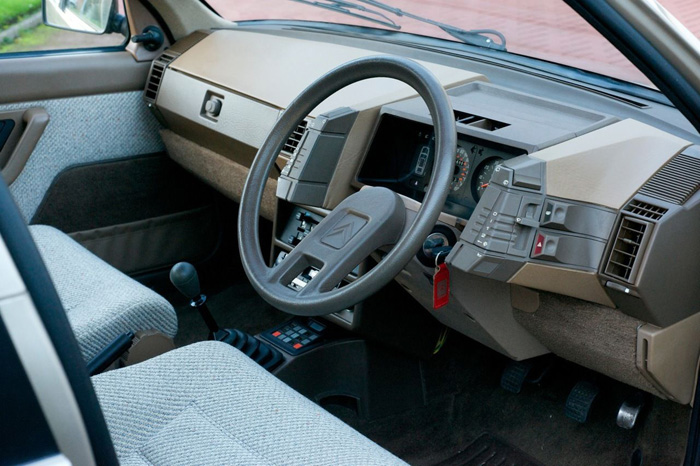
623,199,667,221
144,52,177,104
282,120,308,155
638,154,700,205
604,216,649,283
454,110,509,131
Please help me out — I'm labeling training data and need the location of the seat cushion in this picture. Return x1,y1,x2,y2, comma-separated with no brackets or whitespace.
92,341,407,466
30,225,177,361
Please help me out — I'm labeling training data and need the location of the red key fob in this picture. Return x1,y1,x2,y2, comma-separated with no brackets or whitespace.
433,261,450,310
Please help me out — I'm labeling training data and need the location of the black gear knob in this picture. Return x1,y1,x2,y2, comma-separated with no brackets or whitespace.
169,262,201,300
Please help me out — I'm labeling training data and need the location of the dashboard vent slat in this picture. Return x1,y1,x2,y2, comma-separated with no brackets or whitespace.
604,216,650,283
638,154,700,204
623,199,667,221
144,52,178,104
282,120,309,155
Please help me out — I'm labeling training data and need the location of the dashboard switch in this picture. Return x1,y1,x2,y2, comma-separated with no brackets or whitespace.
533,233,545,256
530,230,606,269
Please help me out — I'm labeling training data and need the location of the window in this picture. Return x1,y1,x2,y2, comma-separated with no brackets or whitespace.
0,0,126,55
207,0,700,89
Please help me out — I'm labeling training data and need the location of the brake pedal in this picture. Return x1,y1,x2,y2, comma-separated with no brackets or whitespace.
617,392,647,430
565,381,599,423
500,357,553,394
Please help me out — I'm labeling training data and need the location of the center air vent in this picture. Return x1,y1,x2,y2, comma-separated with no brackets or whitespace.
454,110,509,131
144,52,177,104
604,216,651,283
624,199,667,221
282,120,309,155
639,153,700,205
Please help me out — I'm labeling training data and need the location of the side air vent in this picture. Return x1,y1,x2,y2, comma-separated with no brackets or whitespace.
638,154,700,205
623,199,667,221
282,120,309,155
604,216,650,283
144,52,178,104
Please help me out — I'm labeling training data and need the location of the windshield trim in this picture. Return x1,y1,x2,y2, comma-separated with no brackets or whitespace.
229,19,671,106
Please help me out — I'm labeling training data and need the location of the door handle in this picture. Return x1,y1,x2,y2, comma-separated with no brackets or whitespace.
1,107,49,185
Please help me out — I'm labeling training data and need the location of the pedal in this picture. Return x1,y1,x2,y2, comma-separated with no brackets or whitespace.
500,357,553,394
617,392,647,430
565,381,599,423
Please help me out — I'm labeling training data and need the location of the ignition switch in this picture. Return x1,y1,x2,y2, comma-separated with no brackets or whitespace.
416,225,457,267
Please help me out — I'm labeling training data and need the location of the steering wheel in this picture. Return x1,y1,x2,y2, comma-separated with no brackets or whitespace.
238,56,456,316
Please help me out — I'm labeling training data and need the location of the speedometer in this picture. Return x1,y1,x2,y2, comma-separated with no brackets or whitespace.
473,157,504,200
451,146,470,191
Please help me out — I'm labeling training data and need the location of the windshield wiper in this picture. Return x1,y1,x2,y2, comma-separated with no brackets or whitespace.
359,0,506,50
291,0,400,30
291,0,506,51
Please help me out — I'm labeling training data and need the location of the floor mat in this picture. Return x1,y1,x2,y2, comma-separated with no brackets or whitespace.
343,334,690,466
437,434,543,466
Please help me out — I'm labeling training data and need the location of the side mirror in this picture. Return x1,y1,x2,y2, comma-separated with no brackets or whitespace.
43,0,116,35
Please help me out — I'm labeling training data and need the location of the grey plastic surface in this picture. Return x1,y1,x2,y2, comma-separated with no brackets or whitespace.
239,56,457,316
531,231,606,269
540,199,616,239
380,81,617,154
278,107,358,207
603,148,700,326
452,153,615,283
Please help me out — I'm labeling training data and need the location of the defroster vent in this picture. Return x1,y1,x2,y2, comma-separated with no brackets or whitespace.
639,153,700,205
282,120,308,155
604,216,650,283
144,52,177,104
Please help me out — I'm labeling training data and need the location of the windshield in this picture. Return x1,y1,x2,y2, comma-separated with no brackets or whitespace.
206,0,699,89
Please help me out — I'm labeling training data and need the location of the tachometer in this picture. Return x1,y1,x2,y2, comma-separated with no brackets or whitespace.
451,145,470,191
473,157,504,200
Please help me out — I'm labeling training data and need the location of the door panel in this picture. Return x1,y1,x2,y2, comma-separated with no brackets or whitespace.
33,154,221,274
0,52,150,104
1,48,222,275
1,91,163,221
0,107,49,185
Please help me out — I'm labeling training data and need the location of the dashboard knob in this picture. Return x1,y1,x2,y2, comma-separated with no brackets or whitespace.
204,98,222,117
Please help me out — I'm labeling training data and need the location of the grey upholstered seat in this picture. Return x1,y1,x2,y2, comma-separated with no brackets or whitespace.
92,341,407,466
30,225,177,361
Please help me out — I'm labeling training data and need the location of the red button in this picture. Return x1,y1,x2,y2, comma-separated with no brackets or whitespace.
533,234,545,256
272,331,281,337
293,343,303,349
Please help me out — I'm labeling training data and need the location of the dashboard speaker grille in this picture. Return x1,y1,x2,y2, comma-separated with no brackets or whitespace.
623,199,667,221
639,153,700,205
604,216,649,283
144,52,177,104
282,120,308,155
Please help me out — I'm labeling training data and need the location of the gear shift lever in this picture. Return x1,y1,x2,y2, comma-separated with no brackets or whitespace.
169,262,284,370
170,262,228,341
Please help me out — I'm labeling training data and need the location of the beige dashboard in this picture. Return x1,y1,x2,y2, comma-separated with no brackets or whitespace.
149,28,700,404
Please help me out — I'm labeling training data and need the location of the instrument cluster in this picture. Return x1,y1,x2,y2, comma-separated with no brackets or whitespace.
358,115,524,219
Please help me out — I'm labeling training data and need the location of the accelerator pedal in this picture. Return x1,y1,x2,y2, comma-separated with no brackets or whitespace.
617,391,648,430
565,381,600,423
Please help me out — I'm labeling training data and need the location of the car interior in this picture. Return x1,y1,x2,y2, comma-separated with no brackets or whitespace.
2,0,700,465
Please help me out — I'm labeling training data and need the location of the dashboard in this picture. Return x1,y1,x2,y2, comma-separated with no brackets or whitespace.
146,27,700,405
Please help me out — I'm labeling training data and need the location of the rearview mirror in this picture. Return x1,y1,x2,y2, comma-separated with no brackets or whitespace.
43,0,116,35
